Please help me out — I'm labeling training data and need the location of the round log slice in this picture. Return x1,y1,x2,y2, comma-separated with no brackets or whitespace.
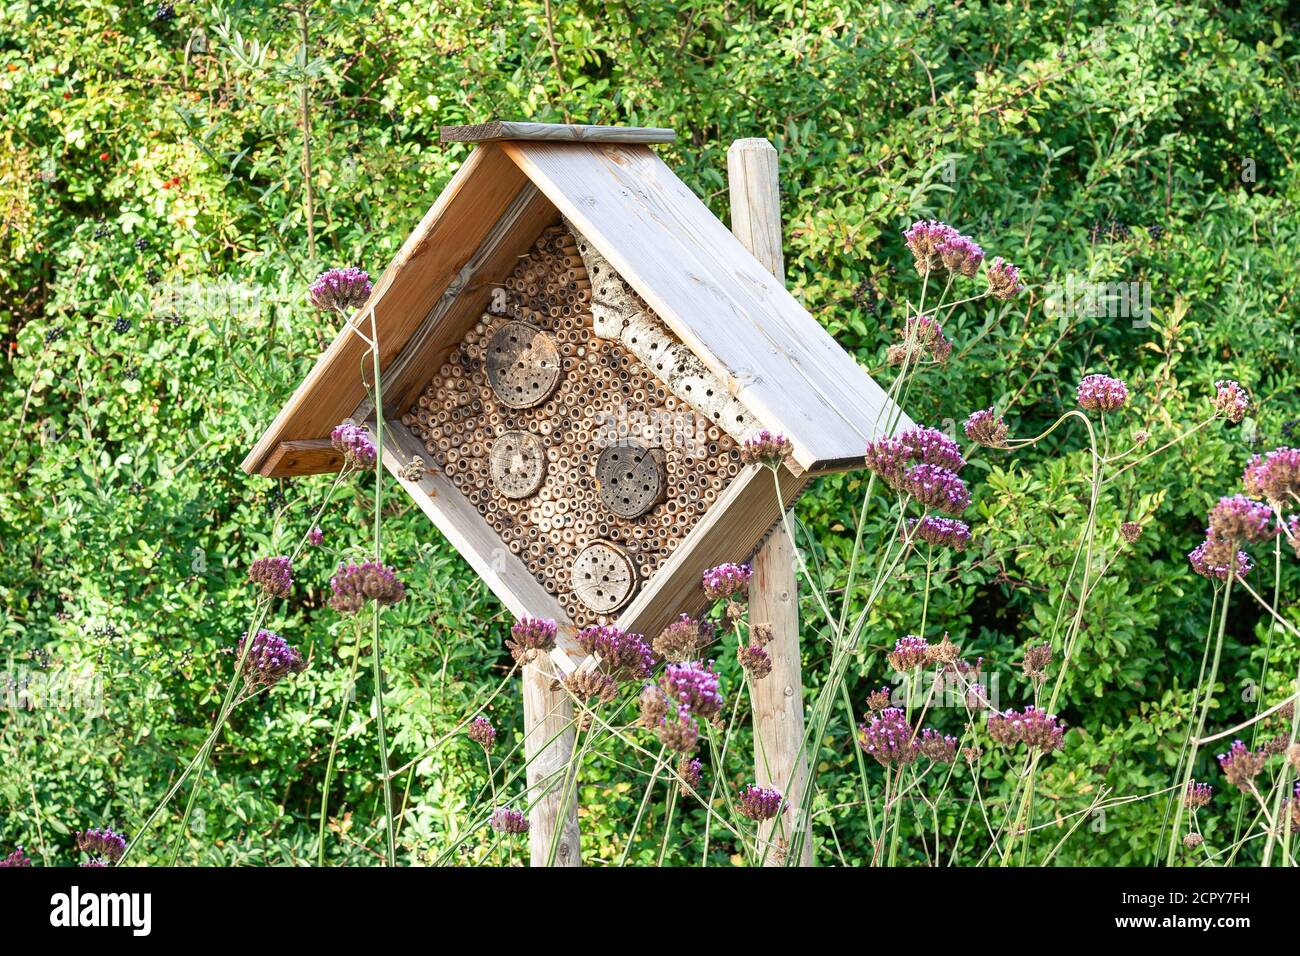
489,430,547,499
595,439,666,518
571,541,637,613
486,321,561,408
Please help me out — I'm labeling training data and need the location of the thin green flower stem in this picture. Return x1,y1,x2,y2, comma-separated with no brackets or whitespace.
701,686,749,862
165,601,268,865
1099,417,1215,486
546,714,590,866
841,682,878,842
1168,572,1234,866
317,623,364,865
387,662,518,779
657,781,680,866
622,746,668,866
365,309,397,867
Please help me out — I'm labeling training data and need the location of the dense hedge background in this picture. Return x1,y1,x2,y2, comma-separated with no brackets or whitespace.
2,0,1298,865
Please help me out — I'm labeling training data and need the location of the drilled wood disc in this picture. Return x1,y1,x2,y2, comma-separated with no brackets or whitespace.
571,541,637,613
489,430,546,499
596,439,666,518
486,322,561,408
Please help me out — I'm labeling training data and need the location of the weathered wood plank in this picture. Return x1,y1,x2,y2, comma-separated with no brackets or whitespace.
729,136,813,867
242,144,532,476
258,439,342,478
441,121,675,145
616,463,808,642
378,415,583,667
501,141,913,473
521,663,582,866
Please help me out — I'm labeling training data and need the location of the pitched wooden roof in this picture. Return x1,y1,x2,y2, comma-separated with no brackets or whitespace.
243,125,911,478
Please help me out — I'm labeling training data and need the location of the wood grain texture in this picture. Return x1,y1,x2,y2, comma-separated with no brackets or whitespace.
442,121,675,144
729,137,813,866
521,662,582,866
501,141,914,473
615,463,808,642
258,439,342,477
242,144,534,475
378,415,584,667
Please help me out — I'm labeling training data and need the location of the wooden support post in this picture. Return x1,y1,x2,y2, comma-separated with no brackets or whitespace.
521,662,582,866
727,137,814,866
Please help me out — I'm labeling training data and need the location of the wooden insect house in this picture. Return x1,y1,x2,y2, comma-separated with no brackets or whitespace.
243,122,912,865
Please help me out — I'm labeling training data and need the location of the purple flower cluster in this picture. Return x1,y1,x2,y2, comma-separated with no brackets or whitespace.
328,560,406,614
576,625,654,682
468,715,497,750
887,635,930,672
964,407,1009,448
888,313,953,366
1184,781,1213,810
653,614,715,663
937,235,985,277
0,848,31,867
903,220,960,274
307,526,324,547
905,515,971,551
677,756,703,789
489,807,529,835
1076,374,1129,413
657,710,700,753
330,421,377,469
917,728,959,764
740,430,793,468
309,266,372,313
737,643,772,679
737,784,784,822
899,426,966,472
1207,494,1275,546
247,555,292,599
1217,740,1267,792
237,629,306,690
1187,540,1253,581
858,707,918,766
1213,380,1250,423
987,706,1066,752
702,563,752,602
76,827,126,865
506,616,558,665
1242,447,1300,505
902,463,971,515
662,661,724,721
985,257,1023,299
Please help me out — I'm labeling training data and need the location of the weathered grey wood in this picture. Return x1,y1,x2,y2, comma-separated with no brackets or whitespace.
522,662,582,866
729,136,814,867
485,322,561,409
502,141,913,474
378,415,584,668
595,440,666,518
489,430,547,499
442,121,676,145
571,541,637,614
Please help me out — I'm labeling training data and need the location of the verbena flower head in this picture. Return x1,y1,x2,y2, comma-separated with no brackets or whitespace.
248,555,292,599
1188,539,1252,581
964,407,1009,448
1242,447,1300,505
330,421,377,469
864,435,910,487
561,669,619,709
937,235,985,277
1217,739,1267,792
985,257,1023,299
677,756,703,790
489,807,529,835
1021,642,1053,684
1184,781,1213,810
858,707,918,766
1205,495,1275,559
638,682,669,728
887,635,930,671
987,706,1065,752
901,464,970,515
1213,380,1250,423
237,629,306,690
576,625,653,682
898,426,966,472
76,827,127,864
740,430,793,468
702,563,752,602
905,515,971,551
468,715,497,750
737,643,772,679
653,614,714,663
506,616,558,665
865,686,893,711
309,266,372,313
888,313,952,366
1120,521,1143,543
1183,833,1204,850
917,728,959,763
903,219,959,274
662,661,724,721
0,848,31,867
307,526,324,547
657,710,700,753
1076,374,1129,413
738,784,784,822
328,561,406,614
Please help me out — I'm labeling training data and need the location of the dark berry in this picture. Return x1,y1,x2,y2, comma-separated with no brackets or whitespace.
134,237,149,252
145,268,160,285
94,224,109,239
45,327,65,344
113,317,132,334
152,3,175,24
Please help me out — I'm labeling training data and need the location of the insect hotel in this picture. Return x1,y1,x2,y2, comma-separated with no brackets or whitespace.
243,121,910,866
